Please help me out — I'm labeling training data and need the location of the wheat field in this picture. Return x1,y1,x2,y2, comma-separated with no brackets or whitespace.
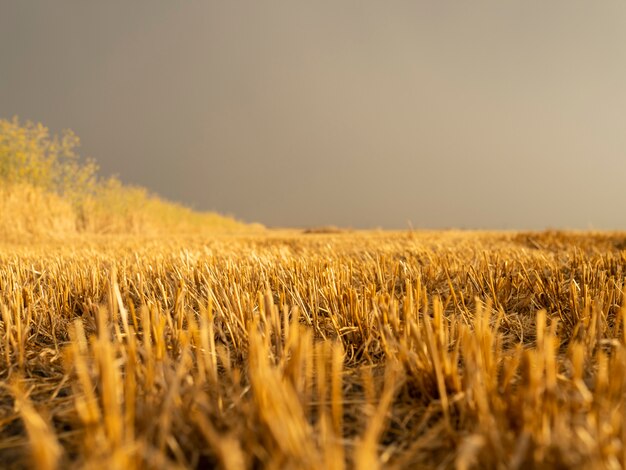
1,229,626,469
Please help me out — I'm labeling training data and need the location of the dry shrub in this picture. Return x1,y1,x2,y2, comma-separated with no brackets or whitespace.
0,118,247,238
0,184,76,240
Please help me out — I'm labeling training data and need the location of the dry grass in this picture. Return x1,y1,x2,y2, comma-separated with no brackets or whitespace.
0,118,249,240
0,183,249,241
1,229,626,468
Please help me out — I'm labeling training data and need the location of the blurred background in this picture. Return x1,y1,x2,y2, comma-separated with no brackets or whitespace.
2,1,626,229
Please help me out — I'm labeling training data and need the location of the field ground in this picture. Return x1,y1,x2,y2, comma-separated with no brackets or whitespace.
1,229,626,469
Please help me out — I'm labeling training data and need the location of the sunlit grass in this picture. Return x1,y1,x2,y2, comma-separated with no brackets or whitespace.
1,230,626,468
0,117,247,239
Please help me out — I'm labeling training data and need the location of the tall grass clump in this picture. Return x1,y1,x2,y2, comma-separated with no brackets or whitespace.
0,117,245,239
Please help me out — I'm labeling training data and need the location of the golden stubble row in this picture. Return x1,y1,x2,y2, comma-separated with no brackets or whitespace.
0,230,625,469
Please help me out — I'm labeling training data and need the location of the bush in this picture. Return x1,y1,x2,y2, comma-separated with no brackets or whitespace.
0,117,246,236
0,117,98,199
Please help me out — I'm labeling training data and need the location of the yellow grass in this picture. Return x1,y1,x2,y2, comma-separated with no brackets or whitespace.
1,229,626,468
0,118,249,239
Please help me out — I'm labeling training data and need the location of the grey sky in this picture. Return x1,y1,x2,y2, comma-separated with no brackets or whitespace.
2,1,626,229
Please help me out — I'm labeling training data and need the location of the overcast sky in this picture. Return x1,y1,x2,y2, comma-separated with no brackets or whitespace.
2,1,626,229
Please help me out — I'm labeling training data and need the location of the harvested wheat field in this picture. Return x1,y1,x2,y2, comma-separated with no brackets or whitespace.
1,229,626,469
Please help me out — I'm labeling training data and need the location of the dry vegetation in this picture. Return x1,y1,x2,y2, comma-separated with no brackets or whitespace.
0,230,626,469
0,118,245,240
3,117,626,468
